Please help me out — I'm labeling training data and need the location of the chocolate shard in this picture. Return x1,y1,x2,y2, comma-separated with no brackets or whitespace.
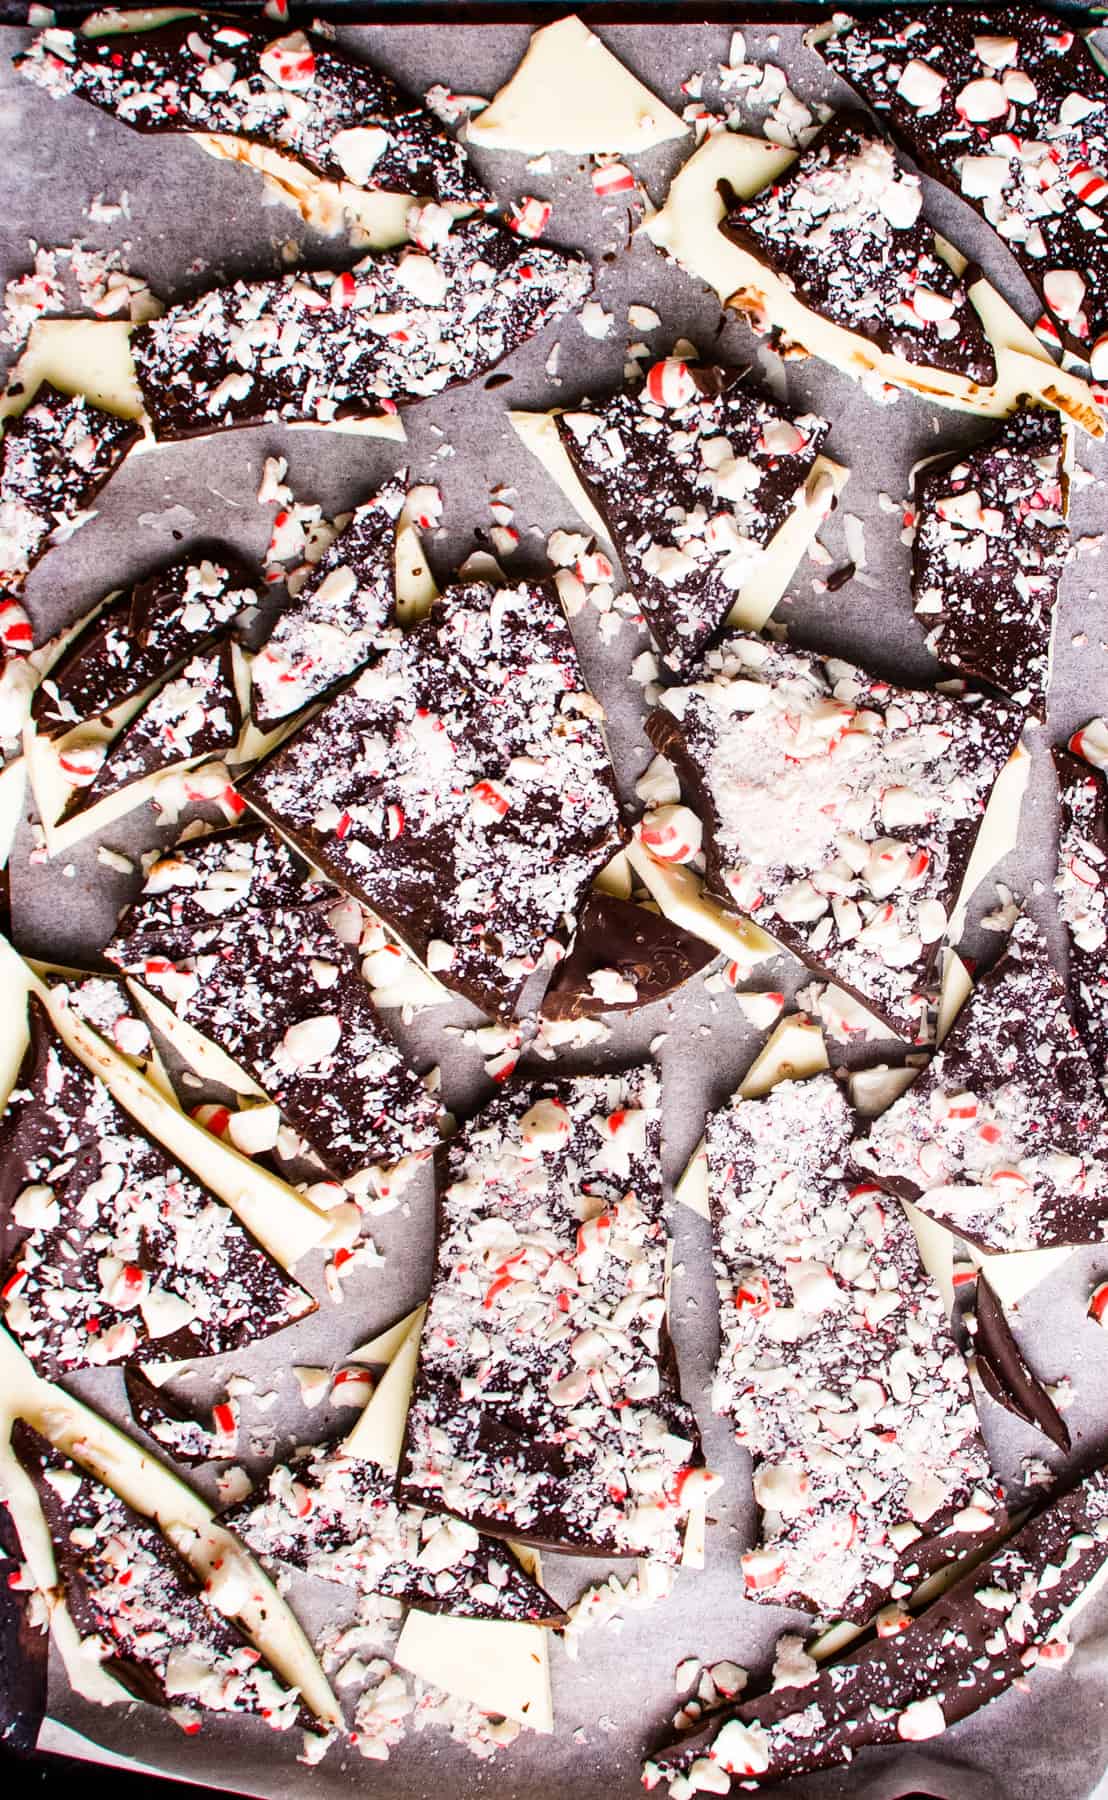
396,1067,716,1562
16,19,486,207
816,10,1108,364
646,631,1023,1040
241,580,625,1020
0,1483,47,1754
124,1367,223,1468
10,1420,316,1733
0,996,315,1378
32,551,259,738
131,219,591,442
852,914,1108,1252
1054,743,1108,1092
645,1459,1108,1795
971,1273,1071,1453
707,1071,1001,1624
251,472,406,730
912,408,1069,713
106,825,442,1190
720,112,996,383
0,384,140,602
540,891,714,1020
64,641,243,818
226,1448,566,1625
555,358,828,676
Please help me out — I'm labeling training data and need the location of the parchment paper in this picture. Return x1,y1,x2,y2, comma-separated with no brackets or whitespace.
4,16,1108,1800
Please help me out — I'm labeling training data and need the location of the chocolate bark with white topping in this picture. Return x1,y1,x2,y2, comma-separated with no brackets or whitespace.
707,1072,1001,1624
124,1366,228,1469
0,997,315,1377
556,360,828,676
32,552,258,737
106,826,442,1191
912,408,1069,712
10,1421,314,1734
817,9,1108,365
647,631,1023,1039
720,112,996,383
396,1068,715,1562
853,914,1108,1251
131,219,591,441
644,1459,1108,1796
227,1448,565,1624
241,580,625,1020
15,18,485,206
1055,745,1108,1092
540,891,714,1020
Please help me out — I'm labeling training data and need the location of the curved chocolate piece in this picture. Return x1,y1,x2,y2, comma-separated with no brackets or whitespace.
16,18,486,207
972,1272,1071,1453
0,1492,47,1755
540,891,714,1019
720,112,996,382
131,220,591,441
124,1367,224,1468
1055,744,1108,1092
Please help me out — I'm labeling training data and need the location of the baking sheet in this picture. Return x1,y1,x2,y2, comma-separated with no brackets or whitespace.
4,14,1108,1799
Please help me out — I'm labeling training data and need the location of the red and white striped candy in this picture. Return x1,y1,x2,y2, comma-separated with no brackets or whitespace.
330,1366,374,1409
259,30,316,90
955,77,1008,122
386,803,405,839
469,778,510,825
0,598,32,649
1043,268,1087,323
1068,163,1108,206
1088,1280,1108,1325
591,161,635,198
1070,718,1108,771
58,741,106,785
640,804,702,864
740,1547,785,1592
645,358,697,408
508,196,552,240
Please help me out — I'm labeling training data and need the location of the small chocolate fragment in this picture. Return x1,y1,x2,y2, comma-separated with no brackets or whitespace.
720,112,996,382
971,1273,1071,1453
540,891,714,1019
0,1491,47,1755
1054,743,1108,1092
124,1367,224,1468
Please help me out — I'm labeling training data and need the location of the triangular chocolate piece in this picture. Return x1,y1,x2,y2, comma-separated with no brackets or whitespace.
969,1272,1070,1452
853,915,1108,1250
912,409,1069,712
11,1421,313,1733
540,891,714,1019
1055,743,1108,1092
720,113,996,382
0,997,315,1377
0,384,139,598
556,360,828,674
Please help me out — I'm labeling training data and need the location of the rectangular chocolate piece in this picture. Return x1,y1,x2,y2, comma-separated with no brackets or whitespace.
130,219,591,440
107,826,442,1192
707,1071,1000,1624
396,1067,715,1562
1054,743,1108,1092
16,19,486,205
242,580,625,1019
647,631,1023,1038
852,915,1108,1251
556,359,828,675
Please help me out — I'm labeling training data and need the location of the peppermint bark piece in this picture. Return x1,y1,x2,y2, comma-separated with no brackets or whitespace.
242,581,625,1019
10,1422,313,1733
229,1450,564,1624
16,20,484,206
707,1072,1000,1623
556,360,828,675
647,632,1023,1039
0,997,315,1378
645,1459,1108,1796
124,1367,231,1469
912,408,1069,711
106,827,442,1192
719,113,996,383
852,915,1108,1252
540,892,714,1020
251,473,405,728
0,384,139,601
32,552,258,737
1054,744,1108,1091
396,1068,715,1562
131,220,591,441
816,10,1108,366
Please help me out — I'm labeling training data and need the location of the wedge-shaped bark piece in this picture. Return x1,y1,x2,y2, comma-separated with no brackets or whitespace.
853,916,1108,1251
251,473,405,729
1055,743,1108,1091
647,632,1023,1039
16,19,485,205
645,1458,1108,1796
970,1272,1070,1453
131,219,590,441
242,581,625,1019
707,1071,1000,1623
0,997,315,1377
0,384,139,599
107,826,442,1191
540,891,714,1020
912,409,1069,712
816,9,1108,364
556,359,828,675
397,1067,716,1561
11,1421,314,1733
721,113,995,383
32,552,258,737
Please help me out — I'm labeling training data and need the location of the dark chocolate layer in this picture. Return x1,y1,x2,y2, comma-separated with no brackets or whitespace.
540,891,714,1020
